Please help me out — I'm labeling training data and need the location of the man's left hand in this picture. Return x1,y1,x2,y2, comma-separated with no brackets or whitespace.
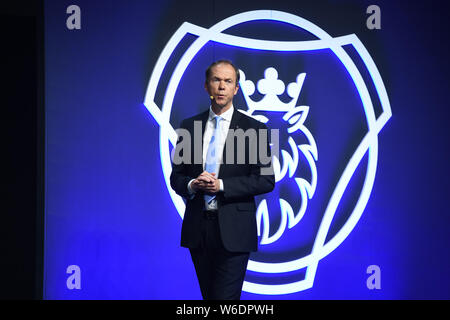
201,177,221,194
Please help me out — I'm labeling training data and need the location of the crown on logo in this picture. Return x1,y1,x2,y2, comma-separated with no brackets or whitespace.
239,67,306,115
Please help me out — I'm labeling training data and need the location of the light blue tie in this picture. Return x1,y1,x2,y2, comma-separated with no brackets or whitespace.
204,116,222,204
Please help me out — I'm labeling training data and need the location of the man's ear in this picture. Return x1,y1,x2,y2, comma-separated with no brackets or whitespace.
234,84,239,95
205,82,214,100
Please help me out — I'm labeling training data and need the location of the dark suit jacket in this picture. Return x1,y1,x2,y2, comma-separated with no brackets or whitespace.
170,108,275,252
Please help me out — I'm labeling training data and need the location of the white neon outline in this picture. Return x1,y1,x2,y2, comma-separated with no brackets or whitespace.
143,10,392,295
255,116,315,243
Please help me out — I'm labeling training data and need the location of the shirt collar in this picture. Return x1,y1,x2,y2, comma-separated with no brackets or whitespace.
208,105,234,122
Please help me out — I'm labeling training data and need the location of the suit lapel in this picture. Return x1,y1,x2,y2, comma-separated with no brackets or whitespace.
219,109,242,178
193,110,209,175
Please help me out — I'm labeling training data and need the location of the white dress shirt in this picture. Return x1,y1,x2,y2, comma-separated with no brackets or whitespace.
187,105,234,210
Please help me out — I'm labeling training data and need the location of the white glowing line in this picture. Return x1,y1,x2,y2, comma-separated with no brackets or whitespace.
256,199,268,239
286,137,299,178
266,199,289,245
300,145,318,196
272,154,285,183
144,23,194,104
143,10,392,295
289,178,308,228
243,275,314,295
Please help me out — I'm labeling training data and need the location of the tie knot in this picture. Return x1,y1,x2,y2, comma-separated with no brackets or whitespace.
214,115,222,128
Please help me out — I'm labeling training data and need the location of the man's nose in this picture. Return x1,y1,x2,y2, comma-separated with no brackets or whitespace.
219,81,225,89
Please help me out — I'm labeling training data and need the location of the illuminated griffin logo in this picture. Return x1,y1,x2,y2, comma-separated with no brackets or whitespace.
143,10,392,295
238,67,317,245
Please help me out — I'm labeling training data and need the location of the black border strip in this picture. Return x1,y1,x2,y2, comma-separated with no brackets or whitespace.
35,0,45,300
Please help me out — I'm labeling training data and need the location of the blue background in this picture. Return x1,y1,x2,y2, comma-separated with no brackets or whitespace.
44,0,450,299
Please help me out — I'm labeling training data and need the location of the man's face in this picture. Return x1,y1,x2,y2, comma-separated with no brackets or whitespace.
205,63,239,109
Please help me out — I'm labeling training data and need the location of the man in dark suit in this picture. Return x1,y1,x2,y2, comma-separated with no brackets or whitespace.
170,60,275,300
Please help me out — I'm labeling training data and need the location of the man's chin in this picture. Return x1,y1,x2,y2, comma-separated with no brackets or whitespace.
214,100,231,108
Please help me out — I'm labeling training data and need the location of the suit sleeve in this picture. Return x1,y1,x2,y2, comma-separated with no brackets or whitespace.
170,120,193,199
221,122,275,199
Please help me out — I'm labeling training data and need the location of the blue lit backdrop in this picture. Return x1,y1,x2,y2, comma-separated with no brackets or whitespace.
44,0,450,299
